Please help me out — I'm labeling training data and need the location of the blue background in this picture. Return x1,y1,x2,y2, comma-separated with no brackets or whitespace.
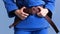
0,0,60,34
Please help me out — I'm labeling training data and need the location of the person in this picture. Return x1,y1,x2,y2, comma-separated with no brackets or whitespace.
3,0,55,34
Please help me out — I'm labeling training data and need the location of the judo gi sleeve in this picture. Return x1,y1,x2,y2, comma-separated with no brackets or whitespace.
3,0,18,18
43,0,55,18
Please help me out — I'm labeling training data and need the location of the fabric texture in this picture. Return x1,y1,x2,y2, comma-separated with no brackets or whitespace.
3,0,55,28
14,28,48,34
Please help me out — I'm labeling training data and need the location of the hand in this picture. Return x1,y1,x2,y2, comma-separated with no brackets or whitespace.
37,6,49,17
14,7,29,20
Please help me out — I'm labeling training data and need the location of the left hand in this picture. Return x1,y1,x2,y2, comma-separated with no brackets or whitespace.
37,6,49,17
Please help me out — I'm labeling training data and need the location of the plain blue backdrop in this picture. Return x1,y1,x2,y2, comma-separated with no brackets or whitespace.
0,0,60,34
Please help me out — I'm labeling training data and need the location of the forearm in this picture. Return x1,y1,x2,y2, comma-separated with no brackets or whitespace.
3,0,18,18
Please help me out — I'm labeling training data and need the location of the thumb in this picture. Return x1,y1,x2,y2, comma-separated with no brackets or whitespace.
20,7,26,13
37,6,43,10
21,7,26,10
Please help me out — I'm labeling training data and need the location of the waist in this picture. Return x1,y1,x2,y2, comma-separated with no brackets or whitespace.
23,6,41,15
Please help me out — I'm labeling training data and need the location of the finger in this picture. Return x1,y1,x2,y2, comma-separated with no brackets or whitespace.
37,6,43,10
22,14,28,18
39,11,46,17
18,15,27,20
21,7,26,11
23,13,29,16
45,9,49,14
18,14,28,19
21,15,28,20
40,9,48,17
21,12,29,16
31,7,35,11
15,13,27,20
24,14,29,16
18,12,28,18
22,15,27,18
37,12,43,17
20,7,26,14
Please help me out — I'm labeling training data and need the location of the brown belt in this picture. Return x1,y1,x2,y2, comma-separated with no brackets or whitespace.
9,7,59,33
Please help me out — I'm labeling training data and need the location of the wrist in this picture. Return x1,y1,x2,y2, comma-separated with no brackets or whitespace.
14,9,20,14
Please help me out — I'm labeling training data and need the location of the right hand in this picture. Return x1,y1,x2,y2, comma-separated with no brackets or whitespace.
14,7,29,20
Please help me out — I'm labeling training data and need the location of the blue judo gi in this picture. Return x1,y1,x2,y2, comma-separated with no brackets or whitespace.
3,0,55,34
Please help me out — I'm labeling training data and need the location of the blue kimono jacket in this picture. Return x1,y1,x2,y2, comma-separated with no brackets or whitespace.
3,0,55,28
